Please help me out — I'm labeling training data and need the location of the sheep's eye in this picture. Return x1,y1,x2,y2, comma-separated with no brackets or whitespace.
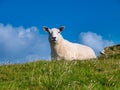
58,31,60,33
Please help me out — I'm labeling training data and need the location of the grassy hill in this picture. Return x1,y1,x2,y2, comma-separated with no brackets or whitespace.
0,57,120,90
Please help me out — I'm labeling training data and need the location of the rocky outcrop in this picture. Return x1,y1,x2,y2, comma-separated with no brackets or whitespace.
100,44,120,58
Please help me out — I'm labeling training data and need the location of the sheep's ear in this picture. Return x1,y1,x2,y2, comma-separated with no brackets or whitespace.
59,26,65,32
43,26,50,32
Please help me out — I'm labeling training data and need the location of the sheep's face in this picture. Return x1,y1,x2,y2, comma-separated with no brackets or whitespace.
43,26,64,43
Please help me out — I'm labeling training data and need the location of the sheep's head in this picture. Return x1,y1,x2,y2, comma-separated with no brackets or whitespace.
43,26,64,43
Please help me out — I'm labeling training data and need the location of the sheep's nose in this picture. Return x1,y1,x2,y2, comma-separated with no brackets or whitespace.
52,37,56,39
52,37,56,41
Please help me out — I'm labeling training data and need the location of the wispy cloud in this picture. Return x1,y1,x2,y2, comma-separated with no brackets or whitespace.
80,32,115,55
0,23,50,64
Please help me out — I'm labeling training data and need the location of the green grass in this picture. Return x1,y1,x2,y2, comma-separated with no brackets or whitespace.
0,58,120,90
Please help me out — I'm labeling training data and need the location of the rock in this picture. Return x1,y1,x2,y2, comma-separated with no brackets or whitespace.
100,44,120,58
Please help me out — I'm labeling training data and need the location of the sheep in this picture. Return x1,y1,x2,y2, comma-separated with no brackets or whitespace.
43,26,96,60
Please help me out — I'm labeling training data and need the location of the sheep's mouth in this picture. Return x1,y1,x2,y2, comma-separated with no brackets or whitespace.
51,39,56,42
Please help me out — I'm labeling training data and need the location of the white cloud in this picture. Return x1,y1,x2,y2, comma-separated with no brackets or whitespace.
80,32,115,55
0,23,50,64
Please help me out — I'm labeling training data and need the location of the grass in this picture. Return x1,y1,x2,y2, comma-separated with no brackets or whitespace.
0,57,120,90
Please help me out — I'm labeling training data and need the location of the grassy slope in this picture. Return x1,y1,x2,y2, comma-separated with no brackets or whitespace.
0,58,120,90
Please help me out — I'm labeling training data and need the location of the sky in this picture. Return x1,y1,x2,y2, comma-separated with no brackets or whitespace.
0,0,120,64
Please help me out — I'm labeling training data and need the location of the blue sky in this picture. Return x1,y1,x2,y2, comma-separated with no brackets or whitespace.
0,0,120,64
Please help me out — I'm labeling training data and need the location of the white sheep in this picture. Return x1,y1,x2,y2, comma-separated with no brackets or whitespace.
43,26,96,60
